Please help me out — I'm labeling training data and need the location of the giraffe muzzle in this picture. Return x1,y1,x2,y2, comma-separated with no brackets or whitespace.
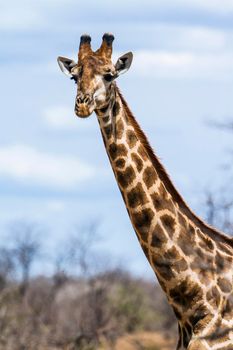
75,94,94,118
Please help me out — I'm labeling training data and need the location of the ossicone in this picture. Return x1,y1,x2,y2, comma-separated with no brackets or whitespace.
96,33,115,60
78,34,93,60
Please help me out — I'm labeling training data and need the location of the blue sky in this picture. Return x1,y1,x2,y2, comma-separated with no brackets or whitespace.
1,0,233,277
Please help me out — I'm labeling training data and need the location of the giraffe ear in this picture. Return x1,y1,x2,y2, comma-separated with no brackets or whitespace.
115,52,133,76
57,56,77,77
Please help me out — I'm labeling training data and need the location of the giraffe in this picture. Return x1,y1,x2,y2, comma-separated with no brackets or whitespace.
57,33,233,350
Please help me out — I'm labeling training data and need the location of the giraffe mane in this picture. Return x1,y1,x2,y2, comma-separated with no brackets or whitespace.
116,86,233,249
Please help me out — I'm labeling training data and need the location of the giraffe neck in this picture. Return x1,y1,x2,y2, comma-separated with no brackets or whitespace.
96,85,192,290
95,86,233,349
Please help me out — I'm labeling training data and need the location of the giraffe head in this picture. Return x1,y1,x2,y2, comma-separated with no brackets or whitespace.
57,33,133,118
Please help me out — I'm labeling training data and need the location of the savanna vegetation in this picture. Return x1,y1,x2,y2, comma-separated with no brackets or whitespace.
0,221,177,350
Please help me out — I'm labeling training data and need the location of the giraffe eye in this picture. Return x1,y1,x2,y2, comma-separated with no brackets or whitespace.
103,73,115,82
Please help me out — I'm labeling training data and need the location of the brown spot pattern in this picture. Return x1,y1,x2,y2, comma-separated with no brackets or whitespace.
190,249,215,285
174,258,189,273
206,286,221,308
207,323,231,346
164,247,188,273
131,153,143,172
194,313,214,335
152,255,175,280
138,145,148,160
160,214,176,238
158,182,169,200
116,119,124,139
102,116,110,124
189,304,209,332
151,192,176,215
115,158,126,169
131,208,154,242
197,230,214,251
116,165,136,189
126,130,137,148
127,183,149,208
223,297,233,320
217,278,232,293
164,246,180,261
170,277,203,309
104,124,112,139
143,166,157,189
108,143,127,161
177,228,195,256
151,224,168,248
215,252,229,274
112,101,120,117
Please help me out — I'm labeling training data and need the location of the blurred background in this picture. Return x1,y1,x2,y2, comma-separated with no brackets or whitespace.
0,1,233,349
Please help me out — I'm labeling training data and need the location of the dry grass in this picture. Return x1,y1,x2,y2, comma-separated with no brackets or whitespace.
100,331,176,350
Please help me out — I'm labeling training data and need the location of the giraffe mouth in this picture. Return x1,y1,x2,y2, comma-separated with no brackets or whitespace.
75,104,95,118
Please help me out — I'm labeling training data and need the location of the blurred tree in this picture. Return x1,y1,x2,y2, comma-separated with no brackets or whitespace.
0,219,177,349
54,220,101,278
204,190,233,235
9,221,42,294
0,248,15,289
204,120,233,236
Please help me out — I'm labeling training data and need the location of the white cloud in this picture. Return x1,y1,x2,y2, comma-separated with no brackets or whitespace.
118,24,228,53
170,26,227,51
1,0,233,33
0,0,74,31
43,105,96,131
129,50,233,80
43,106,76,129
0,4,43,31
46,199,66,212
0,145,94,189
180,0,233,14
123,0,233,14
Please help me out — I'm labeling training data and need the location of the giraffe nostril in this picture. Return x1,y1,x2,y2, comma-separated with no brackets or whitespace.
84,96,90,104
77,95,92,105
